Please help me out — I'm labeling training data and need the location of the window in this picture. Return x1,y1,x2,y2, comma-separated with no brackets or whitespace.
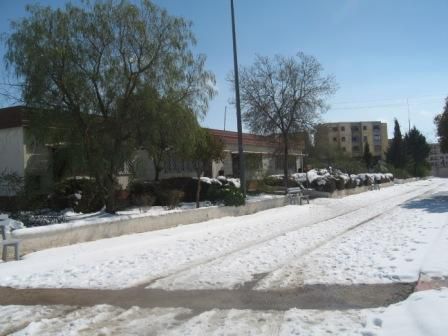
373,135,381,142
363,136,368,142
341,126,345,131
352,145,360,152
341,137,346,142
363,126,367,130
373,125,380,131
246,153,263,170
275,155,296,170
352,136,358,142
333,137,337,142
374,145,382,152
332,127,338,132
351,126,359,132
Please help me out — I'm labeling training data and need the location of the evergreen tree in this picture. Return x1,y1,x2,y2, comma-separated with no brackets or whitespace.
363,142,373,170
434,97,448,153
403,127,431,176
386,119,406,168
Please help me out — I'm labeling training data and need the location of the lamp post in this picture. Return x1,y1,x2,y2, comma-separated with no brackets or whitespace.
230,0,246,195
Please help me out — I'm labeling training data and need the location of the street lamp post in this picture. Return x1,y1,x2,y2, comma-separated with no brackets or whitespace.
230,0,246,195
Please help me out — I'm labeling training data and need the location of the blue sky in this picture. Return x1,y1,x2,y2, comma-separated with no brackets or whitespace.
1,0,447,141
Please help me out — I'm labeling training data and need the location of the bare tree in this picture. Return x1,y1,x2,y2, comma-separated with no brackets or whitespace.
236,52,337,189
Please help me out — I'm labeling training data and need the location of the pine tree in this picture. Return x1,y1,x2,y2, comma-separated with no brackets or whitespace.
435,97,448,153
386,119,406,168
403,127,431,176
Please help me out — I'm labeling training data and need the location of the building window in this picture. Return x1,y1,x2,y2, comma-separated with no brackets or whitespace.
351,126,359,132
363,126,367,130
332,127,338,132
333,137,337,142
275,155,296,170
363,136,368,142
245,153,263,170
352,145,360,152
374,145,382,152
352,136,358,142
341,126,345,131
341,137,346,142
373,135,381,142
373,125,380,131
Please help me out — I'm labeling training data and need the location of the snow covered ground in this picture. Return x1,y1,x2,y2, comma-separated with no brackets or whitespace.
0,179,444,289
0,179,447,290
1,178,448,335
1,289,447,335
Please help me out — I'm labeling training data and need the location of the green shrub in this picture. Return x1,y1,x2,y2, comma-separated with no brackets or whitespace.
128,181,156,207
205,184,225,204
157,189,185,209
334,177,345,190
222,187,245,207
48,178,103,213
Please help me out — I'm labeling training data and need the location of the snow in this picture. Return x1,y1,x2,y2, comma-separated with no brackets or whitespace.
0,179,443,290
258,183,448,288
2,290,448,335
0,304,378,336
362,288,448,336
0,216,25,232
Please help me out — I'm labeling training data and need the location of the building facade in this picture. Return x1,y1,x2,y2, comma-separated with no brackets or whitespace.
428,143,448,177
316,121,388,160
0,106,307,195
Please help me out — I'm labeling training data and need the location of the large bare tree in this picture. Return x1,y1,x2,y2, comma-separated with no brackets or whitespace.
237,52,337,188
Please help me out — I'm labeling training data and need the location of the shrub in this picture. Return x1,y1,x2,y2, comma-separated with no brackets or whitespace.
157,189,185,209
334,177,345,190
10,210,67,227
128,181,156,207
48,178,103,213
222,187,245,207
205,184,225,204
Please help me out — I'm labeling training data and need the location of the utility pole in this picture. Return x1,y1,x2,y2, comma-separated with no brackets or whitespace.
407,99,411,132
224,106,227,131
230,0,246,195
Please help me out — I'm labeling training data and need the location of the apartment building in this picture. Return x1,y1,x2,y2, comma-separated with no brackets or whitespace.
316,121,388,159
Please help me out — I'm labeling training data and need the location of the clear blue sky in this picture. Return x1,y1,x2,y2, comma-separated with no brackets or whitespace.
1,0,447,141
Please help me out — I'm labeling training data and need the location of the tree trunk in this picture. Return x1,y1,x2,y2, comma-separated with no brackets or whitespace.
283,134,289,193
153,158,161,181
104,176,116,214
196,172,202,208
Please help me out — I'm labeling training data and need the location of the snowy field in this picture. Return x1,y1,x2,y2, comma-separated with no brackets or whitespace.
0,179,446,290
1,288,447,335
1,178,448,335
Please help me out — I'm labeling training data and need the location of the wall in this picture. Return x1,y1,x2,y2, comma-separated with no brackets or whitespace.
12,196,288,254
0,127,25,196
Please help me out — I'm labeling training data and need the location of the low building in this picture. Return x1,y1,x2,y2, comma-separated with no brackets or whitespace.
316,121,388,160
0,106,306,195
0,106,53,196
428,143,448,177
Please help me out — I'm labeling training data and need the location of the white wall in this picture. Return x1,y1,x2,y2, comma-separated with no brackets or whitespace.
0,127,25,196
0,127,25,176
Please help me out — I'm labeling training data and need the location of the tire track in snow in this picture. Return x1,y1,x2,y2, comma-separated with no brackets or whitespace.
146,182,443,290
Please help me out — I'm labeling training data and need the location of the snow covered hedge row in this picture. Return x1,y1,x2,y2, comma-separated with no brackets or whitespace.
267,169,393,193
301,169,393,193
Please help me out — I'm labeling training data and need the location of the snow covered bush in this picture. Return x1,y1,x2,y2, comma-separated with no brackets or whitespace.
10,210,67,227
48,177,103,213
222,187,245,207
128,181,156,207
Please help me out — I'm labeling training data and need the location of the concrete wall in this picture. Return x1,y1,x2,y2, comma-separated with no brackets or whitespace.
12,196,288,255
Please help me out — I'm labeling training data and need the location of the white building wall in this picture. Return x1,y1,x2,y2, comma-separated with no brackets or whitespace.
0,127,25,176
